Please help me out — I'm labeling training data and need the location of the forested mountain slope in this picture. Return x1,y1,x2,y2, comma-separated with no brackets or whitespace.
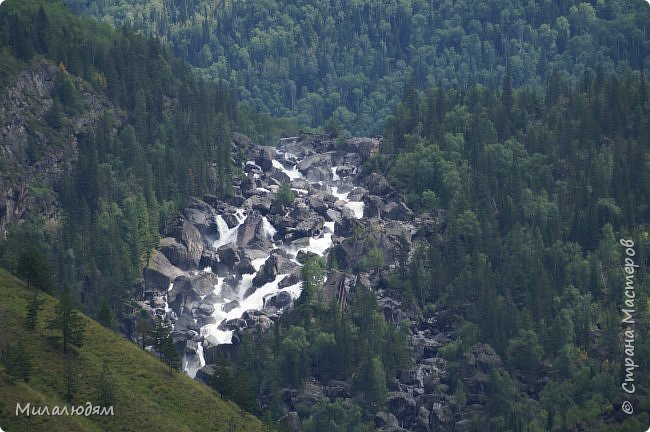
0,0,239,318
0,270,263,432
66,0,650,133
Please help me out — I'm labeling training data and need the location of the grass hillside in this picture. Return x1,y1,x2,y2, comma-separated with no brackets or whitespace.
0,270,263,432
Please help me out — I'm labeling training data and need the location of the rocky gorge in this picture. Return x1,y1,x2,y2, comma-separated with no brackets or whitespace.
131,133,503,431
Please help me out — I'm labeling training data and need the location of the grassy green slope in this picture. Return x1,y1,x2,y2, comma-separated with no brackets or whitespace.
0,270,263,432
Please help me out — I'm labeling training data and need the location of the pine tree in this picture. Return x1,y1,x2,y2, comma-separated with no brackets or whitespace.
63,357,77,402
150,315,173,360
161,334,181,373
0,341,32,383
47,286,86,354
98,301,112,328
24,290,44,330
135,309,152,350
96,361,116,407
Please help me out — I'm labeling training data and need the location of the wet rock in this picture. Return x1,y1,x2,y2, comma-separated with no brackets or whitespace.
196,302,215,316
217,244,240,267
324,208,342,223
168,218,204,267
183,199,220,240
307,194,329,215
297,153,331,173
237,212,270,249
252,253,297,288
264,291,292,310
222,300,240,313
335,165,355,177
255,146,275,172
278,269,302,288
387,392,416,420
168,273,218,310
159,237,196,270
222,211,242,229
384,201,414,221
199,250,220,270
363,194,386,218
347,186,368,202
244,194,273,215
334,212,365,238
235,258,256,275
195,364,219,385
143,250,184,293
296,250,319,264
375,412,399,429
363,172,393,195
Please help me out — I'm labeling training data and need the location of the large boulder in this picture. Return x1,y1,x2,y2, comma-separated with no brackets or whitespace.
159,237,196,270
334,212,365,237
375,412,400,429
252,253,297,288
237,212,272,249
255,146,275,172
143,250,184,292
363,173,393,195
168,273,218,310
168,218,204,268
264,290,292,310
384,201,414,221
183,199,220,240
244,194,274,215
387,392,417,421
363,195,386,218
217,244,240,267
296,153,331,173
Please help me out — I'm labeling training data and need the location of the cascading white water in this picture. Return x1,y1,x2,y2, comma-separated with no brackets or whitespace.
184,148,365,378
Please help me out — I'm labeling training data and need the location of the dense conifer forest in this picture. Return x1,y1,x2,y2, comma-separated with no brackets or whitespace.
0,0,649,431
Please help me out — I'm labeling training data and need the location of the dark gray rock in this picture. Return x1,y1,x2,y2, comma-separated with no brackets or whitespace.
159,237,196,270
244,194,273,215
143,250,184,293
264,291,292,310
363,172,392,195
252,253,297,288
199,250,220,270
168,218,204,267
375,412,399,429
278,269,302,288
255,146,275,172
217,244,240,267
292,381,325,407
235,258,256,275
222,300,240,313
363,194,386,218
347,186,368,202
387,392,416,420
384,201,414,221
324,208,342,223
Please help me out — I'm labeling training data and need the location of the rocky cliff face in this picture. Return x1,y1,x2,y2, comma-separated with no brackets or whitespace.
0,62,118,235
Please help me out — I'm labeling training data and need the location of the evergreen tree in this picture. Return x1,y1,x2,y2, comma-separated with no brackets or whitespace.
135,309,152,350
98,301,112,328
24,290,44,330
47,286,86,354
96,361,116,407
63,356,77,402
161,333,181,373
0,340,32,383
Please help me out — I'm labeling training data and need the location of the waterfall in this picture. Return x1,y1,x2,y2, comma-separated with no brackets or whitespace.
182,144,366,378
